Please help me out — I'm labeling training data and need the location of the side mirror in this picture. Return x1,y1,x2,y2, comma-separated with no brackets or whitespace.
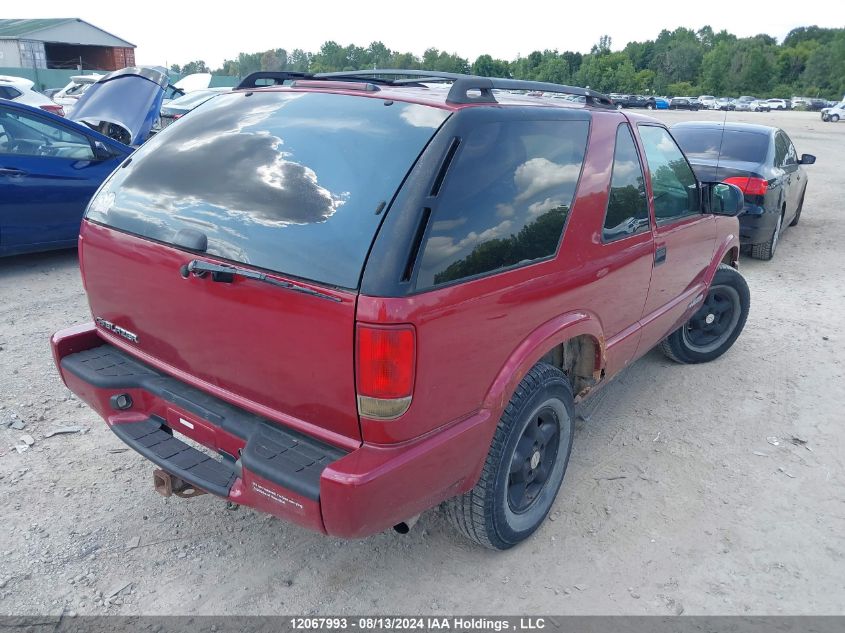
91,140,113,161
709,182,744,216
799,153,816,165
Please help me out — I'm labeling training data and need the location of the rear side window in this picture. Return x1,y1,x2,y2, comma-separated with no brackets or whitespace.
672,127,770,163
86,91,449,288
0,86,22,100
603,125,649,242
416,119,589,288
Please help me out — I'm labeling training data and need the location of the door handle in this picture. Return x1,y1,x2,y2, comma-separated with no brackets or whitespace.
655,246,667,265
0,167,27,176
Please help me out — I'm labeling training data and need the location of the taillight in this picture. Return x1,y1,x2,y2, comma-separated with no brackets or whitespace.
356,324,415,420
723,176,768,196
40,104,65,117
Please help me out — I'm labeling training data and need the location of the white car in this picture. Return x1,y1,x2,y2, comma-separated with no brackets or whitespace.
0,75,65,116
697,95,717,109
751,99,771,112
766,99,789,110
52,74,104,110
821,100,844,122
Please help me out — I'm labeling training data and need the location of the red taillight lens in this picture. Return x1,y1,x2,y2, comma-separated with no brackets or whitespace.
40,104,65,117
723,176,768,196
356,325,415,400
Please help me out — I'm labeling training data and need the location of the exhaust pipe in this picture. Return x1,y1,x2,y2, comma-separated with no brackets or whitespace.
393,514,420,534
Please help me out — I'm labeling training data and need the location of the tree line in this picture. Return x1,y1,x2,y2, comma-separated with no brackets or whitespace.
171,25,845,99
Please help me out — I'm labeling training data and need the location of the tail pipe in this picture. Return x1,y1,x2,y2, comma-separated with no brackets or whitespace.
393,514,420,534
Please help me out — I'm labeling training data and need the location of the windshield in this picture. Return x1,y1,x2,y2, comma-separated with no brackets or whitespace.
86,90,450,288
672,127,770,163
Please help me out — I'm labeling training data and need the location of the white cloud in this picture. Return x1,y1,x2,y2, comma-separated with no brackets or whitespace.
514,158,581,202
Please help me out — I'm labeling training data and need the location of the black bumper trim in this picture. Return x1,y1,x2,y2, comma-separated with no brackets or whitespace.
112,417,237,496
62,344,347,500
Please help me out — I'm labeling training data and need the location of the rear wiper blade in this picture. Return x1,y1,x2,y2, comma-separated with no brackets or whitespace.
183,260,341,303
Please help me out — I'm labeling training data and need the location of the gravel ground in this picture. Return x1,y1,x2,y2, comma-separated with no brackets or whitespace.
1,109,843,616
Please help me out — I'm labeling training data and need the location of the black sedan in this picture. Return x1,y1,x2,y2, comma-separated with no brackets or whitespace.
672,122,815,260
669,97,701,111
612,94,657,109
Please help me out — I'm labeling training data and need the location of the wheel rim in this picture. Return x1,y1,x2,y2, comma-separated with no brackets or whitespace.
681,285,742,353
508,406,560,514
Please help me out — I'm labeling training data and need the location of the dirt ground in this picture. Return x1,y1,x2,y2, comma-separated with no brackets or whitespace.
1,109,843,616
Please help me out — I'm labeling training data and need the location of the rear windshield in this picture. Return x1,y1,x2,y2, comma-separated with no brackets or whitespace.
672,127,770,163
86,90,449,288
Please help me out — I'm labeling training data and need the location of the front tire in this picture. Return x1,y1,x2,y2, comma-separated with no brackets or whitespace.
831,114,840,123
444,363,574,550
660,264,750,364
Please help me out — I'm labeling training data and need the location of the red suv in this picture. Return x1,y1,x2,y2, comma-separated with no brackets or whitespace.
51,71,749,549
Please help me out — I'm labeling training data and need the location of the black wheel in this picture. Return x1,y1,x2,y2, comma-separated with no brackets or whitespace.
660,264,750,364
789,190,805,227
750,210,783,261
444,363,574,550
831,114,840,123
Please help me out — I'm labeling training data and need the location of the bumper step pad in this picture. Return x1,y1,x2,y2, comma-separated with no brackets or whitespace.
112,418,237,497
62,344,347,501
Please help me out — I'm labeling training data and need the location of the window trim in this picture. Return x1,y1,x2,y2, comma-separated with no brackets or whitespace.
410,116,592,293
601,123,651,244
636,123,702,227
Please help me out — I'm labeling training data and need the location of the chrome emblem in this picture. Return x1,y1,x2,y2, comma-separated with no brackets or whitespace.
95,317,139,343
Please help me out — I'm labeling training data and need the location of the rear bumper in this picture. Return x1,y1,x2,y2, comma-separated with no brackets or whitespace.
52,323,491,538
739,205,778,245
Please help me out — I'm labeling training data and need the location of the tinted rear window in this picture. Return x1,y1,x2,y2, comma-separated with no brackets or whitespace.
673,127,770,163
86,91,449,288
416,119,589,288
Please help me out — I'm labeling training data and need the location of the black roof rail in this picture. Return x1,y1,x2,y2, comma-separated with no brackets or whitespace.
315,69,616,109
236,71,313,89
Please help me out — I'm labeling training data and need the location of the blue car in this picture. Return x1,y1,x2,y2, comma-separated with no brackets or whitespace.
0,67,167,256
655,96,669,110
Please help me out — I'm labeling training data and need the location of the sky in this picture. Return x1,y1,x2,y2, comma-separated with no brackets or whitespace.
15,1,845,68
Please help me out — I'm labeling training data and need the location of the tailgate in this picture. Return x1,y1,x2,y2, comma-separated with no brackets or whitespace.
80,221,361,442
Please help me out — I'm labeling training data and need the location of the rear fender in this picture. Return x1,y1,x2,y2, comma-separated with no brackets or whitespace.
481,310,606,415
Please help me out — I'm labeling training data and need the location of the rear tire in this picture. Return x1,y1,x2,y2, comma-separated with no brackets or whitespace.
444,363,574,550
660,264,750,364
750,211,783,261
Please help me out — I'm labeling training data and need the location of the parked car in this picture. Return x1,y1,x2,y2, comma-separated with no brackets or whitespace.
0,67,167,257
751,100,771,112
612,94,657,109
734,96,758,111
0,100,131,256
672,121,815,260
654,96,669,110
51,70,748,550
715,97,736,111
697,95,717,109
70,66,168,146
821,99,844,122
669,97,701,110
765,99,789,110
52,74,104,112
157,87,231,130
0,75,64,116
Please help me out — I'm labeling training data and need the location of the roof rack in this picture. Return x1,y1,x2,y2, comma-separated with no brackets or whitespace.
236,69,615,109
318,69,616,108
236,70,425,91
236,71,314,89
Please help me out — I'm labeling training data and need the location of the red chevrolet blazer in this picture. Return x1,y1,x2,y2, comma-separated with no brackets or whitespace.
52,71,748,549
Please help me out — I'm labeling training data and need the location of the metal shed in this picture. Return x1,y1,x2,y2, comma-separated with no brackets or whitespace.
0,18,135,71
